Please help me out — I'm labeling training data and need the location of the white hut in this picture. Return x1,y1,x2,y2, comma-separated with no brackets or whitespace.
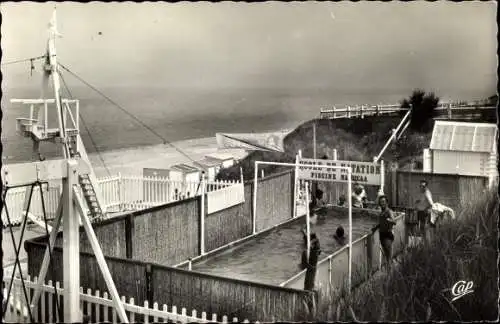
204,153,235,169
169,163,202,183
195,158,222,182
423,121,497,186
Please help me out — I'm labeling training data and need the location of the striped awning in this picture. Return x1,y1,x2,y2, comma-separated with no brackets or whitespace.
216,131,287,153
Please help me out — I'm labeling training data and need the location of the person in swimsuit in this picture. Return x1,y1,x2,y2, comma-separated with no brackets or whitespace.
415,180,434,237
352,184,367,208
371,195,396,271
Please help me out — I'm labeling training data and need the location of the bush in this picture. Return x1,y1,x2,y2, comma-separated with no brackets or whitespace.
401,89,440,133
316,188,499,321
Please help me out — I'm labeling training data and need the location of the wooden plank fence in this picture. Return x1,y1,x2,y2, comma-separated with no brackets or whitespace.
2,276,251,323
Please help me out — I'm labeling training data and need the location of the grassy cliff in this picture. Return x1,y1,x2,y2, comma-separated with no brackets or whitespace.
217,115,432,181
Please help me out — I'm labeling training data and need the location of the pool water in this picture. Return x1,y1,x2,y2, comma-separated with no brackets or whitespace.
192,210,378,285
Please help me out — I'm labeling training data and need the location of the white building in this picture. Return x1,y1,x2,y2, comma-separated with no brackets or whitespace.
204,153,235,169
142,168,170,179
169,163,202,183
195,158,222,182
423,121,498,185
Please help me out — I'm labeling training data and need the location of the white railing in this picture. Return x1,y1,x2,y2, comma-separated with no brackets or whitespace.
319,102,496,119
1,186,61,226
207,181,245,214
2,276,250,323
2,174,242,226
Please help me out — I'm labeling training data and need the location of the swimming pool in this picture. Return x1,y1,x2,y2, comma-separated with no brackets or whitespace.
192,208,378,285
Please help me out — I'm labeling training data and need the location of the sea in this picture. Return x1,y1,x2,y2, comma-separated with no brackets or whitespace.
1,86,485,177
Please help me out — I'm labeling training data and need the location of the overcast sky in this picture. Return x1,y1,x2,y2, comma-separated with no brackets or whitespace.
1,2,497,93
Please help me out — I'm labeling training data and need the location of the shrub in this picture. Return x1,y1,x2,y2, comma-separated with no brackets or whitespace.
317,188,499,321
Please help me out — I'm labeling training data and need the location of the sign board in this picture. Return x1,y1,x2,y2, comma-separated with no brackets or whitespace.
297,157,382,185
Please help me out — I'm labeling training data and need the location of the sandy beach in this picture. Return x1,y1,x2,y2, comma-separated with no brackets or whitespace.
88,136,250,178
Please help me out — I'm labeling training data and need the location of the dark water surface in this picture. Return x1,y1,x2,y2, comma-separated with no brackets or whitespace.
192,209,378,285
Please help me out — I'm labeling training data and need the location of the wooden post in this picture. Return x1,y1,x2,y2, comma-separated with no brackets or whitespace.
347,168,353,294
200,172,206,255
44,102,48,135
391,164,398,208
305,182,311,262
117,172,122,211
63,160,80,323
313,122,317,159
293,154,299,218
347,105,351,118
448,103,452,119
379,160,385,196
253,162,258,234
376,104,379,116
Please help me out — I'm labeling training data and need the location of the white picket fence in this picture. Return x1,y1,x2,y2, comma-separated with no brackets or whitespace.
2,174,242,226
207,182,245,214
1,186,61,226
2,276,251,323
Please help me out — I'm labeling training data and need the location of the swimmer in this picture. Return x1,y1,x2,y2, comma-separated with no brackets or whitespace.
337,195,346,207
333,225,347,246
300,233,322,270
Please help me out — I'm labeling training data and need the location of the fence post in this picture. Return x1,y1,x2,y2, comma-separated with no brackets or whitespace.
379,160,385,196
118,172,123,211
448,103,452,119
391,164,398,208
253,163,258,235
125,213,134,259
347,105,351,118
375,105,379,116
200,172,206,256
146,264,153,303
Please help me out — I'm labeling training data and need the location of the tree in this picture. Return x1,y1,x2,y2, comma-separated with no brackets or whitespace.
400,89,440,132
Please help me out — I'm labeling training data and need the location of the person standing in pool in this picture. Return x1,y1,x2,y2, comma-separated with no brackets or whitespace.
371,195,396,271
333,225,347,246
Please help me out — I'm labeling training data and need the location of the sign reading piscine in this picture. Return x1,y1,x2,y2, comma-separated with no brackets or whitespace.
297,157,382,185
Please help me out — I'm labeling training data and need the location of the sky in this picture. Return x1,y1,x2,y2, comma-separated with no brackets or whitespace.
1,1,497,94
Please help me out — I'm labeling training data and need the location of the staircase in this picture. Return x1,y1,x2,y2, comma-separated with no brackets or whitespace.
78,174,104,222
67,134,105,223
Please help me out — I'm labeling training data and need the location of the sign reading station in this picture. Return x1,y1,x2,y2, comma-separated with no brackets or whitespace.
297,157,381,185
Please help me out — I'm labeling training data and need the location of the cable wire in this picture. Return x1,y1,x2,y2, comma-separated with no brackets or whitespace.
0,55,46,66
59,71,112,177
58,62,206,171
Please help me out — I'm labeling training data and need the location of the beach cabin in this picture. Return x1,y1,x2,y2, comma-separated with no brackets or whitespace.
170,163,202,183
205,153,235,169
142,168,170,179
423,121,498,186
195,158,222,182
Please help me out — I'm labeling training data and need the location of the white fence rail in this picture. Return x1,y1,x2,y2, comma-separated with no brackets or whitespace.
2,174,242,226
1,186,61,226
2,276,250,323
319,102,496,119
207,182,245,214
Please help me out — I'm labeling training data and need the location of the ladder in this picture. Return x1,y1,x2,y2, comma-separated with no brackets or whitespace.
67,133,105,222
